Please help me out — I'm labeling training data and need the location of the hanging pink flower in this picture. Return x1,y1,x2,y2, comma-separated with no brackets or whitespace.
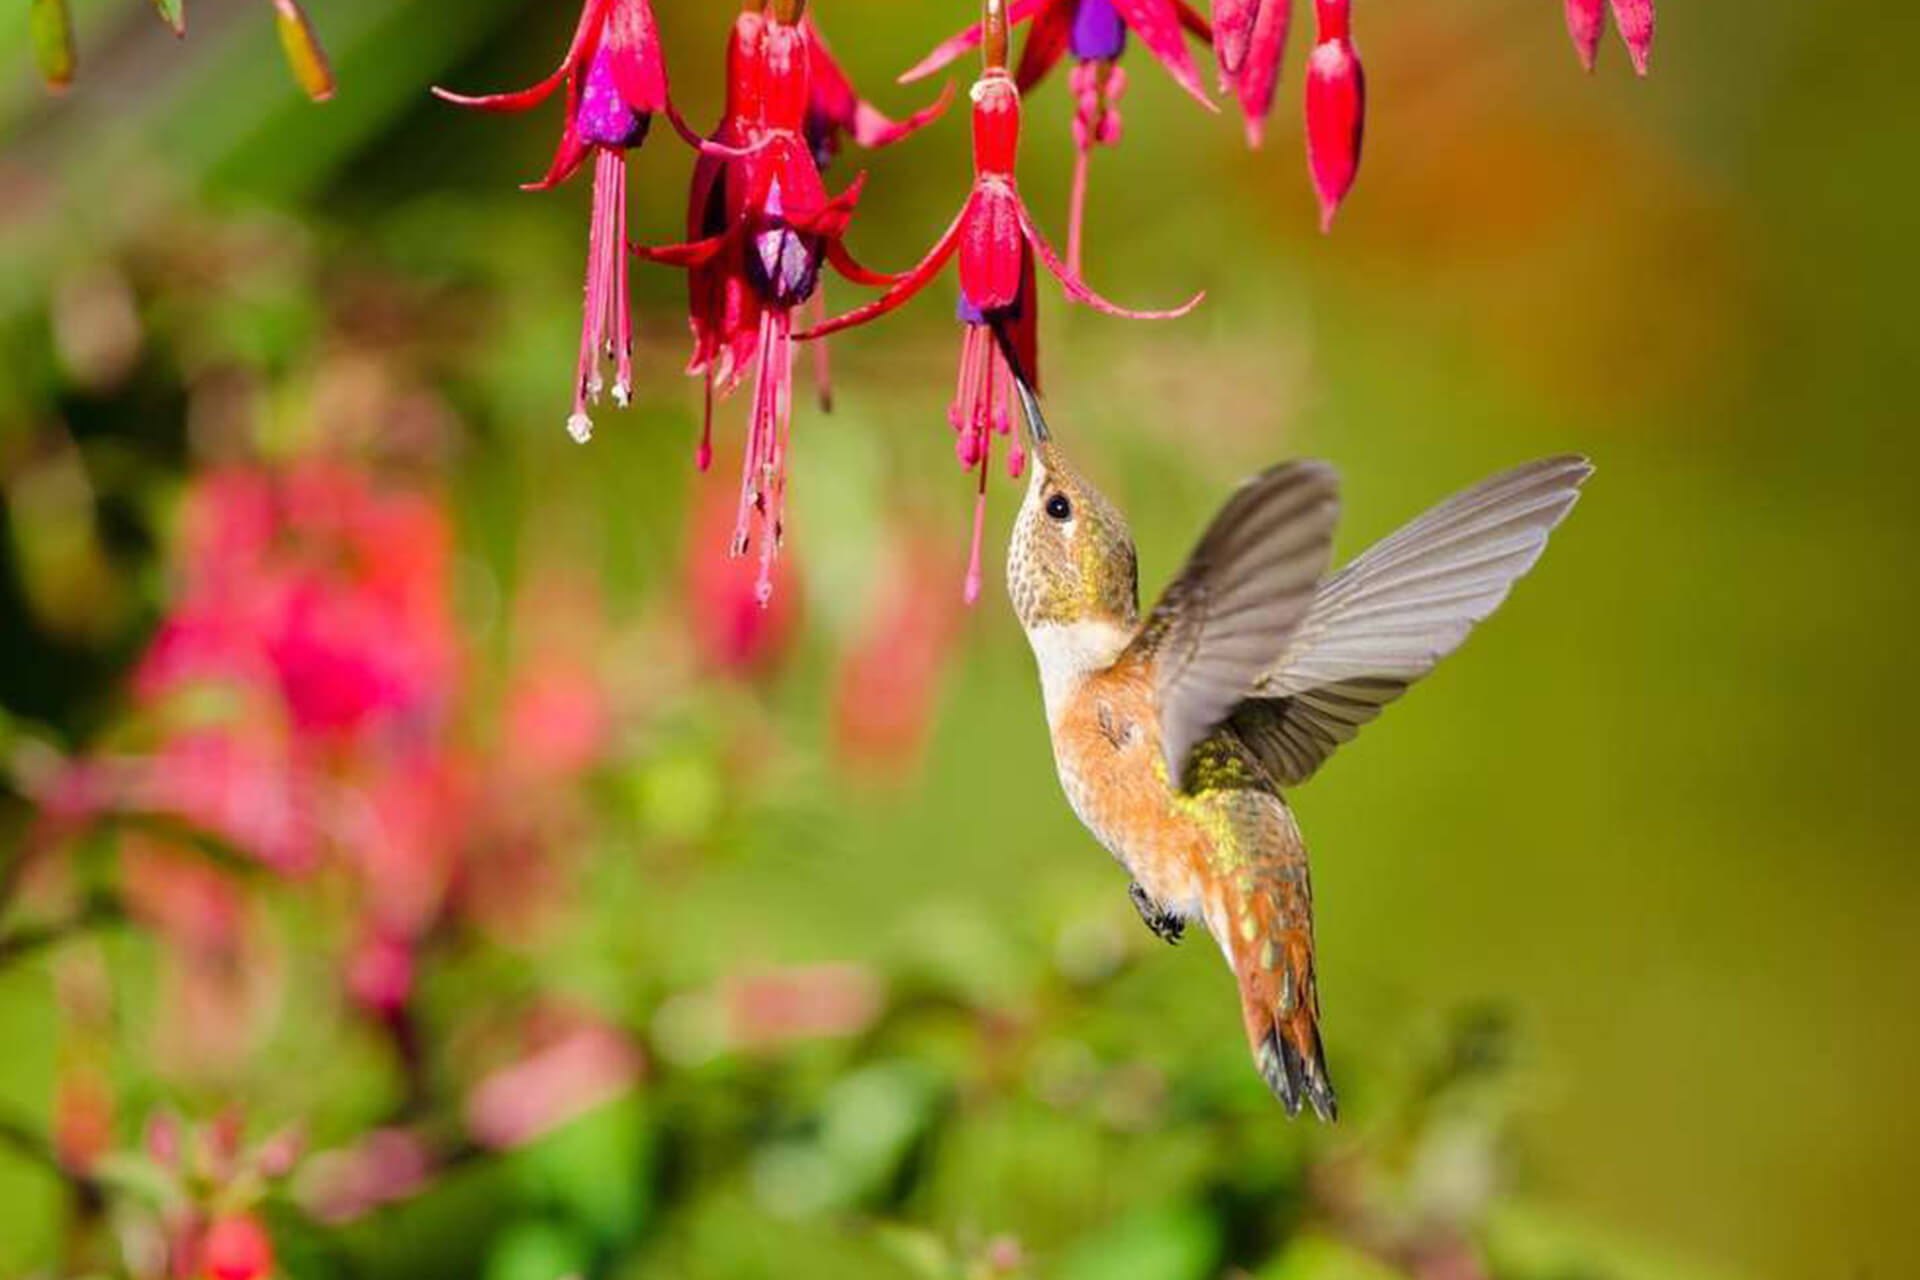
1303,0,1364,232
903,0,1216,275
802,2,1200,602
640,0,900,606
800,13,955,413
435,0,685,442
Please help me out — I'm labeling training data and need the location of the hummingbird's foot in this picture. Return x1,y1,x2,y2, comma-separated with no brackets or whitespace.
1128,881,1184,945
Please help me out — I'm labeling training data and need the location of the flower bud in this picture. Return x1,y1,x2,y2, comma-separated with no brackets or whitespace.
201,1215,274,1280
1564,0,1605,72
1304,16,1364,233
1609,0,1653,75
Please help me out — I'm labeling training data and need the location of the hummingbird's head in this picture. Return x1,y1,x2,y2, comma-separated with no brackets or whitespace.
1006,430,1140,636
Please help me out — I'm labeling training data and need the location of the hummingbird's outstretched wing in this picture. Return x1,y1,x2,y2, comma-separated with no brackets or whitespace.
1232,455,1593,787
1132,461,1341,783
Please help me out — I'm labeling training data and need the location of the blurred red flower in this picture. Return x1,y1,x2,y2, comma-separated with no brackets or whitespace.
685,460,801,677
832,541,963,775
199,1214,273,1280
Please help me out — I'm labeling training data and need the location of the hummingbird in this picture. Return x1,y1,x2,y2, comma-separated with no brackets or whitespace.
1003,379,1589,1120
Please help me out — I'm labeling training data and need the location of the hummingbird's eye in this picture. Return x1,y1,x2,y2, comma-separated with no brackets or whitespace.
1044,493,1073,522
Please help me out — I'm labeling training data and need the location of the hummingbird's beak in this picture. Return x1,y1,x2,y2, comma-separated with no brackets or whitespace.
991,320,1051,446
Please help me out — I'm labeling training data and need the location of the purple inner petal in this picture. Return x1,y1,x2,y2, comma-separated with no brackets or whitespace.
956,293,987,325
1070,0,1128,61
578,45,651,149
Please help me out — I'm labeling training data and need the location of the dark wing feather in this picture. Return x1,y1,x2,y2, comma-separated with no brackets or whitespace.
1136,461,1341,784
1236,455,1593,787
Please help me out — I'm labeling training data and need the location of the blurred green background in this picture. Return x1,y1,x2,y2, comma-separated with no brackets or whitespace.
1,1,1915,1278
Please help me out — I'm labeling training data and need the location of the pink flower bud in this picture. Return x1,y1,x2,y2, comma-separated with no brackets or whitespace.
201,1215,274,1280
1609,0,1653,75
1212,0,1262,81
1564,0,1605,71
1304,30,1364,233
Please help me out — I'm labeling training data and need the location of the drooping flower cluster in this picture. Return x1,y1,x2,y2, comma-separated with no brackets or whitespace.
905,0,1653,240
638,0,904,606
804,0,1199,601
431,0,1654,608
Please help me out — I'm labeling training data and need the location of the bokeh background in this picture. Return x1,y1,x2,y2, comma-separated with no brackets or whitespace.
1,1,1914,1277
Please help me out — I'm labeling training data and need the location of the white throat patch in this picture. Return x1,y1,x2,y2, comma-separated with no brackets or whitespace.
1025,620,1133,727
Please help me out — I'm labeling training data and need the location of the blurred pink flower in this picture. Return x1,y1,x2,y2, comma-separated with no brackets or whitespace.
345,926,417,1016
722,963,883,1050
138,462,458,746
465,1014,643,1150
294,1127,434,1223
141,731,318,873
832,541,962,776
199,1215,273,1280
685,463,801,677
505,661,609,784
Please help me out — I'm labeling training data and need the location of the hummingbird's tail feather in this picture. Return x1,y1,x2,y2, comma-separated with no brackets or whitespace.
1209,847,1338,1121
1237,930,1337,1121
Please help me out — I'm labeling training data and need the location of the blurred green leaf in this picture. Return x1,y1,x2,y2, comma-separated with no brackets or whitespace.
511,1096,653,1243
484,1219,590,1280
1257,1233,1402,1280
28,0,74,92
869,1223,954,1279
1056,1203,1220,1280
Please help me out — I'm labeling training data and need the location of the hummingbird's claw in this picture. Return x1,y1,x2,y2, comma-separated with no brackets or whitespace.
1128,881,1184,945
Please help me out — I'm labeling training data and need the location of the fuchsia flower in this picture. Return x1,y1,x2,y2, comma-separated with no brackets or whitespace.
1303,0,1364,232
1218,0,1364,230
1224,0,1291,148
801,15,954,413
435,0,684,443
1565,0,1654,75
801,16,953,172
640,0,899,607
903,0,1215,275
804,0,1200,603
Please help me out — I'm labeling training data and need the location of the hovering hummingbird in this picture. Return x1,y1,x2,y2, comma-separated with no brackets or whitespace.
1004,379,1589,1119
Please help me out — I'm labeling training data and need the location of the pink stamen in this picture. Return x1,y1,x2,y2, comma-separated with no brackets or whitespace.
697,374,715,472
741,308,795,607
612,155,633,407
570,148,632,443
1067,61,1125,278
809,291,833,411
963,488,987,605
